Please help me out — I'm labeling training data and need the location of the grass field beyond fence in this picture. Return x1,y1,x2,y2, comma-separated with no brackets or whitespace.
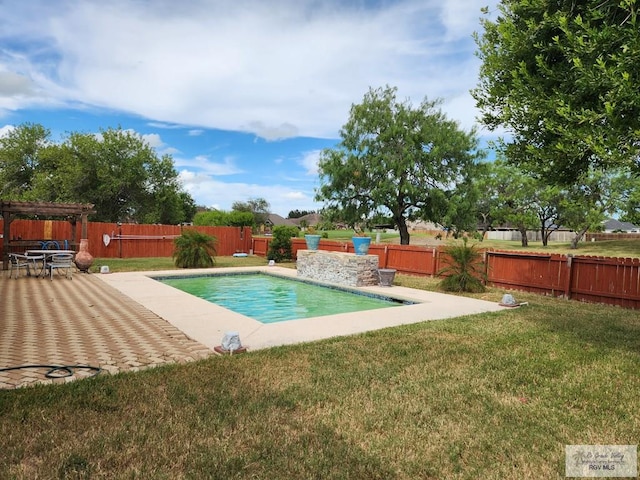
1,262,638,479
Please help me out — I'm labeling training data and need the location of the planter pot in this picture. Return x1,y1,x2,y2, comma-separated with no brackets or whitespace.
304,234,321,251
352,236,371,255
74,238,94,272
378,268,396,287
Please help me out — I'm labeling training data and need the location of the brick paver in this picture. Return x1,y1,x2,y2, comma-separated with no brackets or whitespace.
0,272,213,389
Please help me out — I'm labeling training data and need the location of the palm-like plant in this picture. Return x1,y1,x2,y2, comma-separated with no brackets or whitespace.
173,230,217,268
438,237,486,293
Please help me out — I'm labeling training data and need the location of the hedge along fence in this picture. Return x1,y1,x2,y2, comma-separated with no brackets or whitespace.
0,219,253,259
252,237,640,310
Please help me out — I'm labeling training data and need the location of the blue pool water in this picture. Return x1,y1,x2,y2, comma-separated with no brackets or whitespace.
157,273,408,324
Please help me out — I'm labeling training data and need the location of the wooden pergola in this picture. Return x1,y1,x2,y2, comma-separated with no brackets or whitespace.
1,200,95,270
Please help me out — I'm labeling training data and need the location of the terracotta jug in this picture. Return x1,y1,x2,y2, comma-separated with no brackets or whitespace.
75,238,94,272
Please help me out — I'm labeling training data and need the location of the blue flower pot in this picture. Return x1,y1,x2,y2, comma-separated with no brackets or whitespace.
304,234,321,251
352,236,371,255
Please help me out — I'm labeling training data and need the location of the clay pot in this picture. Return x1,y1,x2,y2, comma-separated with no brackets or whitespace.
75,238,94,272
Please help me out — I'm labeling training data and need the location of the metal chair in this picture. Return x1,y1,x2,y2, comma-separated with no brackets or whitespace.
8,253,31,279
46,253,75,280
8,253,43,279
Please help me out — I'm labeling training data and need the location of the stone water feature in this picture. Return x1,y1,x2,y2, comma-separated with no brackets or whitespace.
296,250,380,287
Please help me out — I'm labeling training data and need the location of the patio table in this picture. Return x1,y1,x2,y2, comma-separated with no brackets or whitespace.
25,250,76,278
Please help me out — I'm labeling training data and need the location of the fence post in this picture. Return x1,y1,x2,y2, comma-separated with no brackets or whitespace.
431,247,438,277
483,250,489,285
564,254,573,299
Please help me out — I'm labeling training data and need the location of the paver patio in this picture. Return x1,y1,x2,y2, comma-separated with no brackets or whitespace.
0,272,212,389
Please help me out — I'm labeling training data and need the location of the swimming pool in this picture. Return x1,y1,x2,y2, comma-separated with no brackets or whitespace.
157,273,409,323
97,266,507,351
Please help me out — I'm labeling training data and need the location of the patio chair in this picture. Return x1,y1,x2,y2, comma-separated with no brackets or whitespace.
8,253,44,279
46,253,75,280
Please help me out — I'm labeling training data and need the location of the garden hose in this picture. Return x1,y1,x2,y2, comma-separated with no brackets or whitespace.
0,364,102,379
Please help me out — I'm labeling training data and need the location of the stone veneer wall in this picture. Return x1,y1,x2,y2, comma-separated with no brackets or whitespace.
297,250,379,287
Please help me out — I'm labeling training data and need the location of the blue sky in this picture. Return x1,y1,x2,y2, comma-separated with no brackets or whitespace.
0,0,499,217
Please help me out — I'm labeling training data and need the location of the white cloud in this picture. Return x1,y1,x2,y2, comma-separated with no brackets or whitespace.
0,71,35,96
299,150,321,176
246,121,299,141
179,170,318,215
0,124,15,138
146,122,183,129
0,0,499,139
284,191,306,201
141,133,163,148
175,156,243,176
440,0,488,40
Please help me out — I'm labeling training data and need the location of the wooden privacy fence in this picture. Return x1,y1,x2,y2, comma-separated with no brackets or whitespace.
253,238,441,275
0,220,252,259
253,237,640,309
3,222,637,309
487,251,640,309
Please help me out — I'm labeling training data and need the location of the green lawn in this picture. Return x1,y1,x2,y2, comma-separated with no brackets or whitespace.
1,260,639,478
89,254,271,272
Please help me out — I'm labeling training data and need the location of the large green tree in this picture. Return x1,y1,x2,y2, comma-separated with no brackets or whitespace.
560,168,624,248
315,86,483,245
232,197,270,227
0,123,52,199
0,123,195,224
473,0,640,182
480,160,538,247
614,174,640,225
477,160,624,248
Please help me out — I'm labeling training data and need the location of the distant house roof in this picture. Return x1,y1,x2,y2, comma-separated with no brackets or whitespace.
265,213,297,227
289,213,323,227
602,218,639,232
407,220,443,230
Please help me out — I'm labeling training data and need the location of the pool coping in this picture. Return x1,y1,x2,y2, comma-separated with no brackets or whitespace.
96,266,508,351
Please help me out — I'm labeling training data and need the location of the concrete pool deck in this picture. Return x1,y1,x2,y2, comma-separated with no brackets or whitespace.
98,266,508,351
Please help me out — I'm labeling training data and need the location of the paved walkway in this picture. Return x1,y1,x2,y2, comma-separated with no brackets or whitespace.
0,272,212,389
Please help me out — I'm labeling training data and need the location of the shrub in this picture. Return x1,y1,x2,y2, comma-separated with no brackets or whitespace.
173,229,217,268
438,238,486,293
267,226,298,262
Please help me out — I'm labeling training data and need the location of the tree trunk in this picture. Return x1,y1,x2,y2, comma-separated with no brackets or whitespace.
519,227,529,247
479,213,490,242
396,216,410,245
541,228,548,246
544,226,560,246
480,225,489,242
570,226,589,249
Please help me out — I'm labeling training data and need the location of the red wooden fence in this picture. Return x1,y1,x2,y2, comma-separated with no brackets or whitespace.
254,237,640,310
486,251,569,297
570,255,640,309
1,220,252,258
3,220,638,310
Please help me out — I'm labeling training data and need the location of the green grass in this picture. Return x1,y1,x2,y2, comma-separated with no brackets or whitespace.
89,254,275,272
463,238,640,257
1,263,639,478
